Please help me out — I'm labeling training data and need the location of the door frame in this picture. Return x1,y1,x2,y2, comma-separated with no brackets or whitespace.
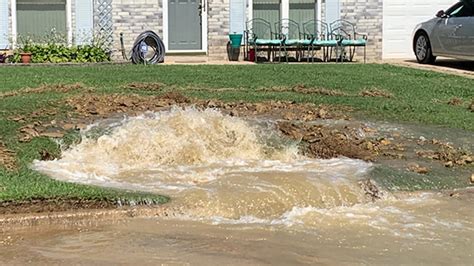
10,0,72,47
163,0,208,53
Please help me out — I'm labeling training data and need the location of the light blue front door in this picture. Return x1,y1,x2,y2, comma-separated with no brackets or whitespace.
169,0,202,50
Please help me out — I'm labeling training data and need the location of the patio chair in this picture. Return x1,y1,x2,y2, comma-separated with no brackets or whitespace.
245,18,281,63
301,20,331,62
274,19,302,63
329,19,368,63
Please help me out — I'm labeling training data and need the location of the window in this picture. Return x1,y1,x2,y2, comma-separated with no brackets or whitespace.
252,0,321,31
253,0,281,29
447,1,474,17
17,0,67,38
289,0,316,27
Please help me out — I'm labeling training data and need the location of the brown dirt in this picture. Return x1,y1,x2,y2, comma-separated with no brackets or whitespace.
407,163,430,174
9,91,349,148
359,88,394,98
0,83,88,99
262,84,349,96
416,138,472,167
123,82,164,91
447,97,463,106
0,199,116,215
277,121,402,162
469,100,474,112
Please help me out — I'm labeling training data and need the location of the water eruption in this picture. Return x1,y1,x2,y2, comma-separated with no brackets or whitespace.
33,107,377,222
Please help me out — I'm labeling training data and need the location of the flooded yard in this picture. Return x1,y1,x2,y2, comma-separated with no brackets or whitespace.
2,106,473,264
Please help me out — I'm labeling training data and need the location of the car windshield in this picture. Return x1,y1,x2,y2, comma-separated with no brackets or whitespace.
446,1,474,17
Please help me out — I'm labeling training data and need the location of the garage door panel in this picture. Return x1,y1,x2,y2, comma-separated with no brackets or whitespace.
382,0,454,59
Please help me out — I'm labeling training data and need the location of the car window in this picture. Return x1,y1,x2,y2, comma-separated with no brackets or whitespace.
448,1,474,17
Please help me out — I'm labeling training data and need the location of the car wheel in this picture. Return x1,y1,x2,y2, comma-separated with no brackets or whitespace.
415,32,436,64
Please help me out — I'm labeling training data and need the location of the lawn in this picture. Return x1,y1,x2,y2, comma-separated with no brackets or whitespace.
0,63,472,206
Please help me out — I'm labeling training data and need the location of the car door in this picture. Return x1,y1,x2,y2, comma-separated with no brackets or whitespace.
460,13,474,56
434,2,473,56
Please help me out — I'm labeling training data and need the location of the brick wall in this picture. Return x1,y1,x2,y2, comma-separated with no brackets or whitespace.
207,0,230,60
340,0,383,61
112,0,163,59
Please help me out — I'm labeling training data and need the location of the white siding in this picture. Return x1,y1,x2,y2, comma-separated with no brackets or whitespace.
0,0,9,49
75,0,93,45
382,0,454,59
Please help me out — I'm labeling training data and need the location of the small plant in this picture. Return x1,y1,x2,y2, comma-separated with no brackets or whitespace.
12,30,110,64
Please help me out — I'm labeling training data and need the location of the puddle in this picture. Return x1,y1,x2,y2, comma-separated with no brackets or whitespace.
6,107,472,264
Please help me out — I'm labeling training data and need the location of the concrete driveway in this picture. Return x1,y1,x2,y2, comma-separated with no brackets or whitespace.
386,58,474,78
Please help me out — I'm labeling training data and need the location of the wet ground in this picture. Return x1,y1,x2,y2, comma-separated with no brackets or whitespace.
1,189,473,265
1,89,473,264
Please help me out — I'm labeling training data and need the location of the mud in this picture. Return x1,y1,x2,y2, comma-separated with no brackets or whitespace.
416,138,472,167
0,199,116,215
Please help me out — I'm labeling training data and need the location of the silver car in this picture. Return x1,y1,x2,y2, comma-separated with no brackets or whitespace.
413,0,474,63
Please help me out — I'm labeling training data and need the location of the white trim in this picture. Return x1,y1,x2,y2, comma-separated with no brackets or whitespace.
282,0,289,20
11,0,17,47
247,0,252,22
163,0,208,53
10,0,72,47
66,0,72,45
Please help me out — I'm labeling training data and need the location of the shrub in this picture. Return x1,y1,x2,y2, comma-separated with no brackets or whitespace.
12,33,111,63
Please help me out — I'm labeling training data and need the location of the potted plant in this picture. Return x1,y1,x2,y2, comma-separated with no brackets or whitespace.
17,36,33,64
19,51,32,64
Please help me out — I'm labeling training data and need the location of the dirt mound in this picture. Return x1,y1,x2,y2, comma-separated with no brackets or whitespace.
277,121,400,161
416,139,472,167
201,99,348,121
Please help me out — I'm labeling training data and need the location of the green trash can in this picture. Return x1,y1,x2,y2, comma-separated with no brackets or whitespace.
229,33,243,48
228,33,243,61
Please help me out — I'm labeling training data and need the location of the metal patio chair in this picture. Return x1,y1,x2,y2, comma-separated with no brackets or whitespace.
274,19,302,63
301,20,331,62
245,18,281,63
329,19,368,63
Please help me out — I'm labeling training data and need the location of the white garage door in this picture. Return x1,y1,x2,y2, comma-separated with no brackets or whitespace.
383,0,455,59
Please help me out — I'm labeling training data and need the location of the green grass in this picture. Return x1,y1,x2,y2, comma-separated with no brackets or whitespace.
1,64,472,130
0,63,472,204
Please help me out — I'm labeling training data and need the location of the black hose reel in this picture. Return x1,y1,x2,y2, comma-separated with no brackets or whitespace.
124,31,165,64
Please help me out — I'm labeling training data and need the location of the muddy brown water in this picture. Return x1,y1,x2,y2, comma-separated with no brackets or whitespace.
2,108,473,264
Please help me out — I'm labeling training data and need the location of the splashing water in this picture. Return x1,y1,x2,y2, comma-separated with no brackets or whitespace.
33,108,378,220
19,108,474,264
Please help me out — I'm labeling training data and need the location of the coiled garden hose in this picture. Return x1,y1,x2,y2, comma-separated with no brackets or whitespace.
130,31,165,64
